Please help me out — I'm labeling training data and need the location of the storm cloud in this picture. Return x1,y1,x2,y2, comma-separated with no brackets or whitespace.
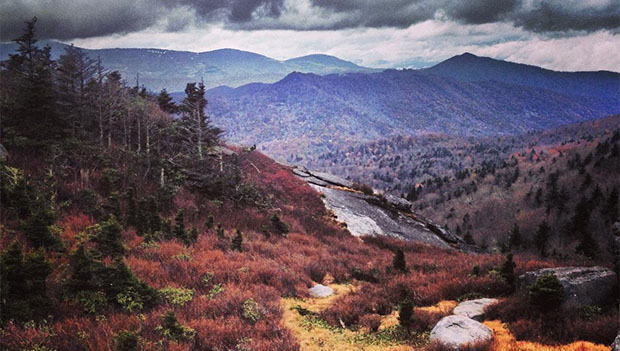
1,0,618,40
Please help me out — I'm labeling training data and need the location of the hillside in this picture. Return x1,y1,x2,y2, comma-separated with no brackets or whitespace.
206,69,619,161
306,115,620,260
1,21,618,351
0,41,375,91
423,53,619,101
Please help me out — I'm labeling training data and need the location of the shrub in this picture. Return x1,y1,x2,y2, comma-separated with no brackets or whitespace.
159,310,195,341
90,215,126,258
231,229,243,251
392,248,408,273
115,330,139,351
242,298,261,324
160,286,194,306
499,253,516,290
77,290,107,314
116,288,144,313
398,299,414,328
528,273,564,311
271,213,289,236
360,314,382,332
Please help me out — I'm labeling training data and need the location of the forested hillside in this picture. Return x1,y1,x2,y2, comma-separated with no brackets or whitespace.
308,116,620,261
206,69,618,161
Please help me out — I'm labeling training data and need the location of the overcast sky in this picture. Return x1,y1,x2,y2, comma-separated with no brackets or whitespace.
2,0,619,71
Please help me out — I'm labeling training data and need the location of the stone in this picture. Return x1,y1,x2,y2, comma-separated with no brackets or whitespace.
292,168,310,178
309,284,334,298
452,298,498,321
519,266,617,308
383,194,412,212
309,170,354,188
430,315,493,350
612,331,620,351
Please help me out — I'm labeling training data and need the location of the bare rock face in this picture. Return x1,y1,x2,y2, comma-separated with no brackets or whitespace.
452,298,498,321
430,315,493,350
308,284,334,298
519,266,617,308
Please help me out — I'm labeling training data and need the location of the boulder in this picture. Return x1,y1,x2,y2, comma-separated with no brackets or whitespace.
383,194,412,212
430,315,493,350
292,168,310,178
309,171,354,188
519,266,617,308
452,298,498,321
309,284,334,298
613,331,620,351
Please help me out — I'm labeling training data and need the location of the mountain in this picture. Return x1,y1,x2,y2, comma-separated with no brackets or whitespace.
0,41,375,91
206,68,619,161
423,52,619,101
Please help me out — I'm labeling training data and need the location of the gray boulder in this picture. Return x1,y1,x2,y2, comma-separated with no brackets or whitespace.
383,194,412,212
430,315,493,350
309,284,334,298
309,171,354,188
519,266,617,308
613,331,620,351
452,298,498,321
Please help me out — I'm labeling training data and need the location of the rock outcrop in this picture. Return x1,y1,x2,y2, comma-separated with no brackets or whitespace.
430,315,493,350
452,298,498,322
293,167,477,251
519,266,617,308
308,284,334,298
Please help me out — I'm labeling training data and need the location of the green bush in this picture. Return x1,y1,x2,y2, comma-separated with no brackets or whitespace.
528,273,564,311
159,310,195,341
398,299,414,328
77,290,107,314
116,287,145,312
271,213,289,237
159,287,194,306
242,298,261,324
115,330,139,351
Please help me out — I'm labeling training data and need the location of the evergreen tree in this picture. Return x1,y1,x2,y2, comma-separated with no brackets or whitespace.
173,210,185,240
508,223,522,250
205,215,214,230
216,223,225,238
398,299,414,328
271,213,289,237
463,231,475,245
603,186,619,223
231,229,243,252
157,89,177,113
91,215,126,258
499,253,516,290
534,221,551,257
179,82,222,160
392,248,408,273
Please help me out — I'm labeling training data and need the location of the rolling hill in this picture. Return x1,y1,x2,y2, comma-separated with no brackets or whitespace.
0,41,375,91
205,64,619,161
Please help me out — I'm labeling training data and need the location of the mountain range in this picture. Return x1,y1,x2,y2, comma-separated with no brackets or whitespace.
205,56,619,161
0,40,375,91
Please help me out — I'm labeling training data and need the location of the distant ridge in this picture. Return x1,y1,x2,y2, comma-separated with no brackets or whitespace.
0,41,375,91
423,52,619,100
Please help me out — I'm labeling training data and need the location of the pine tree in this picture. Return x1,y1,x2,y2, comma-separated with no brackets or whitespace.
463,231,475,245
398,299,414,328
216,223,225,238
92,215,125,258
534,221,551,256
499,253,516,290
271,213,289,237
508,223,521,250
157,89,177,113
231,229,243,252
173,210,185,240
392,248,408,273
205,215,214,230
179,82,222,160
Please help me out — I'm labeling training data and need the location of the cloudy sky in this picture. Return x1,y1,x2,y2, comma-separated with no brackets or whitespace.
2,0,619,71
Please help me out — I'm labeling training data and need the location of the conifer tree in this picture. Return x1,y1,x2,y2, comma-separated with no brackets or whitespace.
231,229,243,252
535,221,551,256
500,253,516,290
392,248,408,273
508,223,522,250
173,210,185,240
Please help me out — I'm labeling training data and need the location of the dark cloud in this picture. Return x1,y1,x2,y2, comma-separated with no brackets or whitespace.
1,0,618,41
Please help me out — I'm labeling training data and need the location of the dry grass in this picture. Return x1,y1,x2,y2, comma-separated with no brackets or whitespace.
484,320,610,351
281,284,412,351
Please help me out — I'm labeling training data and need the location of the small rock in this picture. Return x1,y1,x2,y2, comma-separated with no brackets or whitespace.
309,284,334,298
309,171,354,188
430,315,493,350
518,266,617,308
453,298,498,321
